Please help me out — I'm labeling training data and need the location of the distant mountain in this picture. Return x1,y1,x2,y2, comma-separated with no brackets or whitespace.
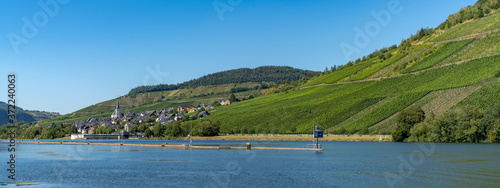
128,66,318,97
0,101,60,126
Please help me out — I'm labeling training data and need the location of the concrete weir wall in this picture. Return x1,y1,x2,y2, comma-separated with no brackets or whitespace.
70,134,128,140
3,140,323,151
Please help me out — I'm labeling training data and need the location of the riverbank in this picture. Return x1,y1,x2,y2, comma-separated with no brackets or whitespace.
188,135,392,142
15,134,391,142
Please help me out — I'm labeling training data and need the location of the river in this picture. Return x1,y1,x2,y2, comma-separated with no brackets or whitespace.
1,140,499,187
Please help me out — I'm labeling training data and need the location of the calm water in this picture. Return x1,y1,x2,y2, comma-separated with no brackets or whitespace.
1,140,499,187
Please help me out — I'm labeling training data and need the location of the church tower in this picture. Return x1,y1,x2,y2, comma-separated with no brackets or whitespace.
111,99,123,120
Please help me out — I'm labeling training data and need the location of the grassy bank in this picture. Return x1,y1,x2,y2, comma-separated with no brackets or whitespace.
188,135,391,142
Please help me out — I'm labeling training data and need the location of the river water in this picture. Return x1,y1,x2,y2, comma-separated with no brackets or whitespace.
0,140,499,187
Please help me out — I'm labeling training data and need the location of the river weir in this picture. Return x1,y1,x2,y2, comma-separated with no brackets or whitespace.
0,140,323,151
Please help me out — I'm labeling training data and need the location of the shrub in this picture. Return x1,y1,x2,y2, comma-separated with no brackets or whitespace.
392,123,411,142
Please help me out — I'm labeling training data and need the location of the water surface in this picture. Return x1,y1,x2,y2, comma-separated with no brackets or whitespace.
1,140,499,187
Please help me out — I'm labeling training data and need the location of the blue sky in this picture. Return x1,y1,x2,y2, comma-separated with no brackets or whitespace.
0,0,477,114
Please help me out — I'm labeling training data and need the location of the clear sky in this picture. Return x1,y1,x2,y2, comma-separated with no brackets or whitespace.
0,0,477,114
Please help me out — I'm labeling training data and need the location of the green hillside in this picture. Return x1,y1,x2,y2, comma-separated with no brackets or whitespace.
26,0,500,143
128,66,318,97
34,67,318,127
0,101,60,126
201,4,500,138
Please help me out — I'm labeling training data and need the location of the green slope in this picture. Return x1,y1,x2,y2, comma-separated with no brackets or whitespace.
206,54,500,134
403,39,474,73
33,0,500,137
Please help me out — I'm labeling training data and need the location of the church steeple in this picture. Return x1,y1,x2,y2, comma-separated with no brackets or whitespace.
111,99,123,120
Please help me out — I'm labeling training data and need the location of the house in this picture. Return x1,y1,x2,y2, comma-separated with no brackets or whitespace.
156,114,174,122
178,105,195,113
166,107,174,113
199,111,210,119
159,118,170,125
145,110,157,117
74,120,86,133
205,105,215,110
81,125,90,134
86,117,98,124
219,99,231,106
125,111,135,118
89,125,96,134
110,124,119,131
189,113,199,119
174,113,185,121
124,120,140,132
136,116,148,123
195,104,205,111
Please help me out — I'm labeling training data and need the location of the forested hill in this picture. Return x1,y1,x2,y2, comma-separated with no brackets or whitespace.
0,101,60,126
128,66,318,97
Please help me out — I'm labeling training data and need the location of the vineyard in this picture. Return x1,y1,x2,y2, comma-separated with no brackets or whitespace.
454,81,500,109
347,53,407,81
207,54,500,134
445,34,500,63
303,58,379,86
368,45,433,79
431,13,500,42
403,39,474,73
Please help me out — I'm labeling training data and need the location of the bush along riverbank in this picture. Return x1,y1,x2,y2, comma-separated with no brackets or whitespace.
392,104,500,143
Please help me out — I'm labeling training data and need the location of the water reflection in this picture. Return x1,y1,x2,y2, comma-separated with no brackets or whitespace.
0,141,498,187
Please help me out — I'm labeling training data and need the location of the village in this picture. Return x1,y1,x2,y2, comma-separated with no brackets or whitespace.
71,99,231,135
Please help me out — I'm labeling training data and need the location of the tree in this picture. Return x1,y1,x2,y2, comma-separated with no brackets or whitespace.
489,120,500,143
146,115,157,123
195,120,220,136
144,129,152,138
153,123,164,137
129,125,138,133
106,126,115,134
392,123,411,142
393,107,425,142
172,124,182,137
138,124,147,133
398,107,426,125
229,94,237,102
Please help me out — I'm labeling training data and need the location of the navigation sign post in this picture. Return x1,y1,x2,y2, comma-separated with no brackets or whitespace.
313,125,323,149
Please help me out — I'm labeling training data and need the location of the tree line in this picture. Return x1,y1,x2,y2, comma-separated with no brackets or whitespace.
128,66,318,97
438,0,500,30
393,104,500,143
0,122,77,139
129,120,221,139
